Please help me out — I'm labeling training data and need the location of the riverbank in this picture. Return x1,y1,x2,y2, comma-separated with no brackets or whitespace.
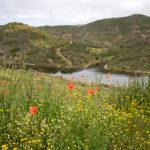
104,64,150,74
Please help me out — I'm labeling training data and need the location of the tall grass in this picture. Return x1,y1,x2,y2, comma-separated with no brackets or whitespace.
0,68,149,150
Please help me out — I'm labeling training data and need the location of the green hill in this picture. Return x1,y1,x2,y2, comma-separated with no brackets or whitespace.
1,14,150,72
39,14,150,72
0,22,98,70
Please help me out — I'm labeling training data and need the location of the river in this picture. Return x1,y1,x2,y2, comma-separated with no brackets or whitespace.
50,66,147,85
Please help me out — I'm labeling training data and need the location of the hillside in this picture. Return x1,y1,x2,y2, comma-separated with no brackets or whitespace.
1,15,150,72
39,14,150,72
0,22,98,71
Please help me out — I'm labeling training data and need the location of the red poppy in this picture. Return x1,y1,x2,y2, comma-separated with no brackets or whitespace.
71,76,74,79
67,83,75,90
95,87,99,91
88,89,95,94
5,91,9,95
37,76,41,79
80,75,84,78
2,81,6,84
105,75,109,79
108,73,112,76
80,106,83,109
30,107,38,115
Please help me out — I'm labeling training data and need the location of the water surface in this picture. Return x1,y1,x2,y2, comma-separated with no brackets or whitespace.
50,66,147,85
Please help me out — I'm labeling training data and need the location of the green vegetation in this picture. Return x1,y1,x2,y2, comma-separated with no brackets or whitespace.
0,14,150,71
0,22,98,69
0,68,149,149
0,14,150,150
39,14,150,72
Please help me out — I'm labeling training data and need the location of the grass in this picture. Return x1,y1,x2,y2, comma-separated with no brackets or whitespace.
0,68,150,150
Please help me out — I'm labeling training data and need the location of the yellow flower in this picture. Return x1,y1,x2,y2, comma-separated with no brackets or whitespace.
20,139,24,142
47,142,50,146
2,145,7,148
114,113,118,116
13,148,18,150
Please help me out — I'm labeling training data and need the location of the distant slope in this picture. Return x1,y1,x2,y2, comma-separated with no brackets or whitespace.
39,14,150,71
0,22,98,69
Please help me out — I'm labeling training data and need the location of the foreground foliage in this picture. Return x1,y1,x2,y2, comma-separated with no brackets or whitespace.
0,68,150,150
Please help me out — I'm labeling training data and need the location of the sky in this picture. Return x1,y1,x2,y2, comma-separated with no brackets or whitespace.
0,0,150,26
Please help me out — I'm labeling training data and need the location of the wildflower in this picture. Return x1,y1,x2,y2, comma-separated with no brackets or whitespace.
114,113,118,116
13,148,18,150
2,80,6,84
2,145,8,150
30,107,38,115
80,106,83,109
80,75,84,78
5,91,9,95
88,89,95,94
105,75,109,78
108,72,112,75
67,83,75,90
24,137,27,140
95,87,99,91
2,145,7,148
20,139,24,142
37,76,41,79
71,76,74,79
47,142,50,146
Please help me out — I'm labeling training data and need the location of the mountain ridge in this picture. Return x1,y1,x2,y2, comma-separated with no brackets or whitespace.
0,14,150,72
0,22,98,70
39,14,150,71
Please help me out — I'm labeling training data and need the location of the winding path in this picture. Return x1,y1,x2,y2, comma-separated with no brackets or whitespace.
56,48,72,67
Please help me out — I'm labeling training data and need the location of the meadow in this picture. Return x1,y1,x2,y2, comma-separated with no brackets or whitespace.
0,67,150,150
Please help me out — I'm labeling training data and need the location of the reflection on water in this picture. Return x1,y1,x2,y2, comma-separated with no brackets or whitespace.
50,67,147,85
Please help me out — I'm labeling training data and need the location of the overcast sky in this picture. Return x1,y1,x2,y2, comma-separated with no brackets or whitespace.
0,0,150,26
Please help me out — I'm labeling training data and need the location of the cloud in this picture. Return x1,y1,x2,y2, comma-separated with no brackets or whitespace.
0,0,150,26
